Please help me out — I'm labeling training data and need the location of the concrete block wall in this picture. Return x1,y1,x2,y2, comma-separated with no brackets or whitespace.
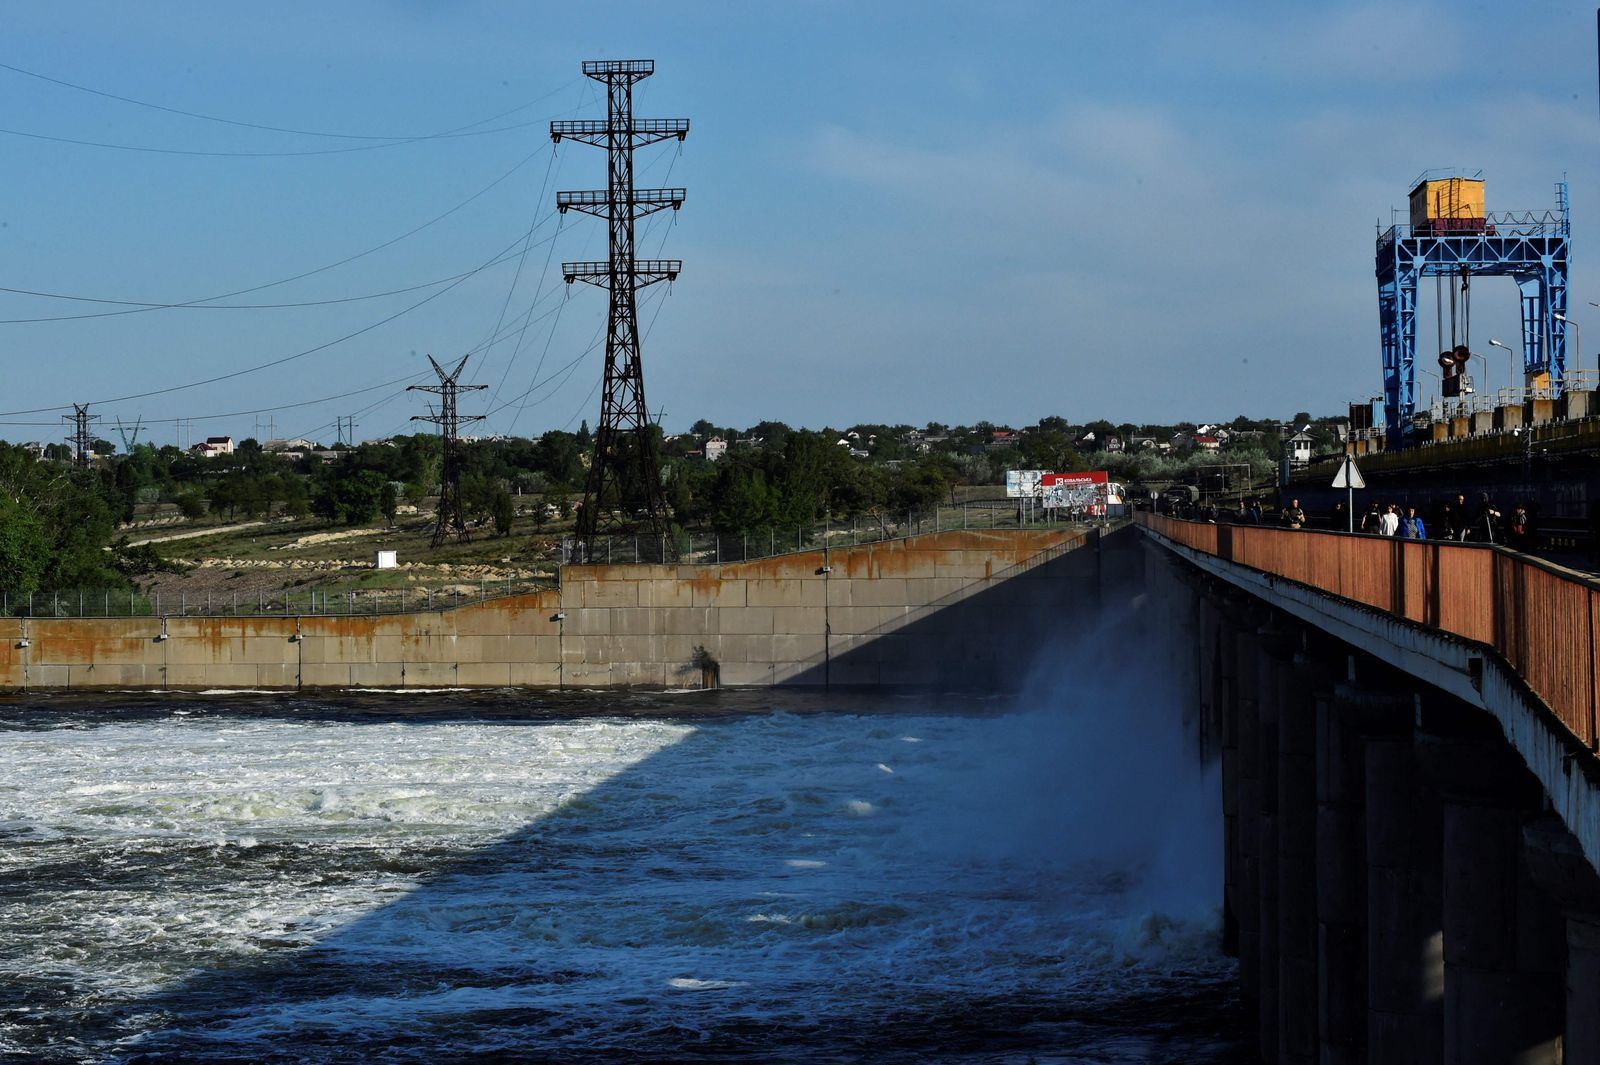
0,528,1104,691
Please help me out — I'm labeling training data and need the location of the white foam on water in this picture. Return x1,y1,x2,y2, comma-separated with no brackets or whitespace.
0,689,1231,1061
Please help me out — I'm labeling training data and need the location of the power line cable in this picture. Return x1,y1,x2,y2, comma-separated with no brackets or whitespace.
468,148,560,386
0,217,548,417
562,374,604,431
0,224,562,323
0,60,574,142
0,371,434,428
0,142,557,322
0,118,561,157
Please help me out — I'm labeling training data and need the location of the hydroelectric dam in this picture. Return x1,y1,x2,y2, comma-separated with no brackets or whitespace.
4,519,1600,1063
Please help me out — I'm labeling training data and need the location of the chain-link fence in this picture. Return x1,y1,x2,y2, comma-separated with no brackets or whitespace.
564,501,1128,564
5,502,1126,617
1,578,555,619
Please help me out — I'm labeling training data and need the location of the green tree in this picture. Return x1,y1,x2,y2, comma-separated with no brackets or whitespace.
491,488,515,537
175,491,207,520
380,482,399,527
311,470,386,526
0,496,49,595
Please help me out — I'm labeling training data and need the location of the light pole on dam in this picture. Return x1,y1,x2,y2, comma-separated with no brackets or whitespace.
1142,521,1600,1064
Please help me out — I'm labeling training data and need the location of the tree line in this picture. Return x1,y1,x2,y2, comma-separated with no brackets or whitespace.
0,410,1335,595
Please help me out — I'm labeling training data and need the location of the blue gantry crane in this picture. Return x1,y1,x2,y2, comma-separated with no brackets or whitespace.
1375,171,1570,447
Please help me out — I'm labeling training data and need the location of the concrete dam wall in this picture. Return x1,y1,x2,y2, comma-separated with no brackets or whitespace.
0,528,1111,691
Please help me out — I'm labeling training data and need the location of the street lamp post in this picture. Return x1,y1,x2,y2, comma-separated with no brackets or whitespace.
1468,350,1489,401
1554,312,1580,389
1488,338,1517,399
1418,366,1443,413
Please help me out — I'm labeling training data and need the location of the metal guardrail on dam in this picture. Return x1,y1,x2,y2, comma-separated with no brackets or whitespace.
1138,512,1600,752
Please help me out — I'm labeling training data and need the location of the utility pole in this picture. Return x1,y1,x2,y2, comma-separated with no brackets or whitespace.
409,355,486,548
62,403,100,467
552,58,688,562
335,415,358,448
254,415,277,443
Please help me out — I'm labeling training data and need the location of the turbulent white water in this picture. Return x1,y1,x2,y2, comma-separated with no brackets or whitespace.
0,696,1236,1063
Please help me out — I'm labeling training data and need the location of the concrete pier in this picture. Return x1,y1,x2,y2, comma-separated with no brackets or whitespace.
1524,814,1600,1060
1363,690,1442,1065
1236,619,1264,1003
1255,624,1297,1061
1318,683,1369,1065
1277,650,1321,1065
1413,722,1565,1064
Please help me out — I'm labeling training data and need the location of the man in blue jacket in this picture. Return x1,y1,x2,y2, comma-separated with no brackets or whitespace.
1399,505,1427,539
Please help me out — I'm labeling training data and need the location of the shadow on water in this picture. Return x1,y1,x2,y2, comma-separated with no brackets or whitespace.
0,544,1241,1063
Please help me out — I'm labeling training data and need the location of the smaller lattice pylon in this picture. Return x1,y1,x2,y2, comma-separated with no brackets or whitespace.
409,355,486,548
62,403,101,467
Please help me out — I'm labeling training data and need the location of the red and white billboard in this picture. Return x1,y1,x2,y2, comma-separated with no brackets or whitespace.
1040,471,1123,513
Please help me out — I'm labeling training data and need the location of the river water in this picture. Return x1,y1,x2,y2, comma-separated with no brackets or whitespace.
0,689,1239,1063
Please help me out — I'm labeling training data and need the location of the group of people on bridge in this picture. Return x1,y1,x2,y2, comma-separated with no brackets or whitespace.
1277,492,1536,549
1166,492,1538,551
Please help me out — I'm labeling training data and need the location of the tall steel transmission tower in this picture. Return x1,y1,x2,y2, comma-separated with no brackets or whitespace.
63,403,100,467
552,58,687,561
410,355,486,548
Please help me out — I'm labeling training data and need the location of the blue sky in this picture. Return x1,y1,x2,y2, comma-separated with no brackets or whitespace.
0,1,1597,447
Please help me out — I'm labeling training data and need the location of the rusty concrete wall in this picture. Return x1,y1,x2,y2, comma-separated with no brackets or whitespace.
0,528,1099,691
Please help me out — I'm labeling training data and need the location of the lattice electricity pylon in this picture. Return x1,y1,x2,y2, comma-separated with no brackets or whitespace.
62,403,100,467
114,416,143,453
1376,180,1569,447
551,58,688,562
409,355,486,548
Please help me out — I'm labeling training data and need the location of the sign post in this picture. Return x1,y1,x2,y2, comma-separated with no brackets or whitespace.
1331,455,1365,532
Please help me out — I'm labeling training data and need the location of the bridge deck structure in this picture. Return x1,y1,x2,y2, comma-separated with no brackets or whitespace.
1139,511,1600,1061
1141,512,1600,752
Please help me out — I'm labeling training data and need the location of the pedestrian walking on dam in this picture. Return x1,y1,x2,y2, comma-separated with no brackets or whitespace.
1444,492,1470,541
1400,506,1427,539
1280,498,1305,529
1474,493,1502,544
1378,503,1400,537
1506,504,1532,551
